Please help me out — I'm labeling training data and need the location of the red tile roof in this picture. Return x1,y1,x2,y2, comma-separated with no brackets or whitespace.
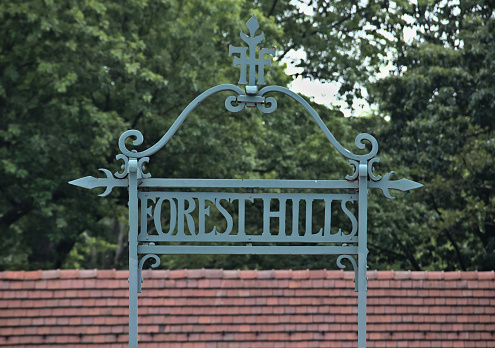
1,270,494,347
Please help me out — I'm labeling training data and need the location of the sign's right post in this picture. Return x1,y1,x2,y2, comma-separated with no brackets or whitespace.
358,162,369,347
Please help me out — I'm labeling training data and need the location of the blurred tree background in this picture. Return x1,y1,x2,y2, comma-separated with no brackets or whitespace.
0,0,493,271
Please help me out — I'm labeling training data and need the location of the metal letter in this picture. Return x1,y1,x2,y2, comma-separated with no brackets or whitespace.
232,196,254,236
215,198,234,235
198,196,212,235
153,197,177,235
323,198,333,237
263,197,287,236
291,198,301,236
176,197,196,236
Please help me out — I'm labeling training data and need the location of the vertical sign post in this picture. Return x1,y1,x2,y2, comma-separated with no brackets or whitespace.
128,159,139,347
358,162,369,347
70,15,422,348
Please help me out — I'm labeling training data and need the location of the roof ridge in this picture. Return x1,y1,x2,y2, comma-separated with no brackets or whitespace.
1,269,493,280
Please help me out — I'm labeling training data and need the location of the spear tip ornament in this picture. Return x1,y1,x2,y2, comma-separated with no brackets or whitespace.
69,169,127,197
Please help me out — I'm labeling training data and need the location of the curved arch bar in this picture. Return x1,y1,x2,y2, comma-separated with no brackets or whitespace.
258,86,378,161
119,84,245,158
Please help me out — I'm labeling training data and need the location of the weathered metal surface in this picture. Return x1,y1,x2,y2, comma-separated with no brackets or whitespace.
70,15,422,348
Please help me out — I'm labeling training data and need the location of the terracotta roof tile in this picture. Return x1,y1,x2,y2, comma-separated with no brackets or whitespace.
444,271,462,280
291,269,309,279
257,270,275,279
3,271,25,280
169,269,187,279
222,269,240,278
376,270,394,279
203,269,223,278
186,269,205,279
478,270,495,279
41,269,59,279
79,269,98,278
1,270,495,347
59,269,79,278
427,271,444,280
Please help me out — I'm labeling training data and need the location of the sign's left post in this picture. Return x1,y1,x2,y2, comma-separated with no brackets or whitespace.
128,158,139,348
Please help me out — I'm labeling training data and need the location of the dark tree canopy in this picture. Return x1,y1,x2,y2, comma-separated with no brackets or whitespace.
370,0,495,270
1,0,493,271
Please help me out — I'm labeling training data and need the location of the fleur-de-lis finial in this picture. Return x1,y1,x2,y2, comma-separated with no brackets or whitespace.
229,15,275,92
245,15,260,38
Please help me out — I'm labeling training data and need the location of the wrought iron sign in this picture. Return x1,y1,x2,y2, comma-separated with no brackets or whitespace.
70,15,422,348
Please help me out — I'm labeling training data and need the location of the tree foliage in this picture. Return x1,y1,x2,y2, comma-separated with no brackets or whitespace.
0,0,361,270
1,0,493,272
370,0,495,270
0,0,257,269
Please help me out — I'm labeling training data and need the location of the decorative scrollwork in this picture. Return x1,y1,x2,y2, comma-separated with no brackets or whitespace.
118,129,145,158
257,96,277,113
346,158,382,182
345,160,359,181
137,253,160,293
353,133,379,160
114,154,129,178
137,157,151,179
367,158,381,181
226,92,273,113
225,95,245,112
113,154,151,178
337,254,358,292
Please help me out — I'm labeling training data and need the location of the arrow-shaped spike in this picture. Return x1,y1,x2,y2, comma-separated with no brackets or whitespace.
69,169,128,197
69,176,101,189
368,172,423,199
387,178,423,191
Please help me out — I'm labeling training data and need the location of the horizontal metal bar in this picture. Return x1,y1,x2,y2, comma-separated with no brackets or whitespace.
140,178,357,190
137,245,358,255
139,191,357,201
138,234,358,243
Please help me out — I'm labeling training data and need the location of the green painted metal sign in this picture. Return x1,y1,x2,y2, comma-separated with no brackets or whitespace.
70,15,422,348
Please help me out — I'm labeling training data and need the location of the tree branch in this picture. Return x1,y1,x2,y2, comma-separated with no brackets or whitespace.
267,0,279,17
276,42,296,61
